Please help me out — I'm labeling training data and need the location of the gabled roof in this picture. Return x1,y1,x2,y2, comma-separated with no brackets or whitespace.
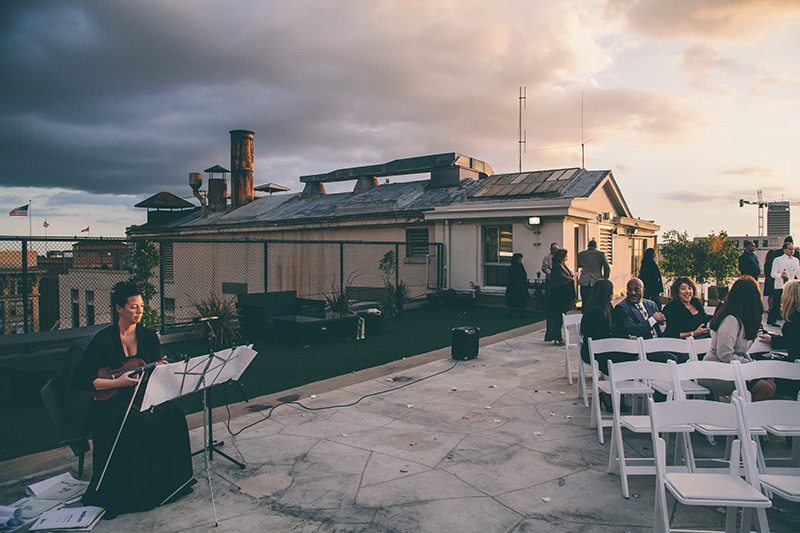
254,182,290,193
204,165,230,174
135,191,194,209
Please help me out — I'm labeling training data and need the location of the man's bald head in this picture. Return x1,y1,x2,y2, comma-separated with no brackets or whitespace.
626,278,644,304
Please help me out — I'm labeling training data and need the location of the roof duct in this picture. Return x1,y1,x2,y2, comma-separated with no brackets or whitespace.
353,176,378,194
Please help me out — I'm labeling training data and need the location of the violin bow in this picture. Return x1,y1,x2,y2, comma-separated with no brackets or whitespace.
95,375,145,491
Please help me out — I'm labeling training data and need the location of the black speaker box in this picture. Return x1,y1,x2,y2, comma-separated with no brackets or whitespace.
451,326,480,360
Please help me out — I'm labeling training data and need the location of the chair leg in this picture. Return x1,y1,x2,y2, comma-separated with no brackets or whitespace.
654,483,670,533
754,507,769,533
579,361,590,408
725,507,736,533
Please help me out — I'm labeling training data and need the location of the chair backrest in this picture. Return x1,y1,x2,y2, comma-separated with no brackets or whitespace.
587,337,643,357
670,360,739,400
562,313,582,346
689,337,712,361
608,359,672,387
735,360,800,402
735,398,800,432
639,337,694,358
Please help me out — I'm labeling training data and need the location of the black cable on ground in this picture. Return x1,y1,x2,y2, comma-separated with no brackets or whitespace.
223,359,460,437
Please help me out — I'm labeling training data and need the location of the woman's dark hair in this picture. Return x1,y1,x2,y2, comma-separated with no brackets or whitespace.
669,276,697,301
552,249,568,264
111,281,142,314
642,248,656,263
581,279,613,338
708,276,763,340
511,253,523,264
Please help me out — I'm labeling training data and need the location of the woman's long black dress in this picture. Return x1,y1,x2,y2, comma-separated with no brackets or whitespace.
74,324,193,516
544,264,576,342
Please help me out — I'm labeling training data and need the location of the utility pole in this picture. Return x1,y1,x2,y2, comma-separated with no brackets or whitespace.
518,86,526,173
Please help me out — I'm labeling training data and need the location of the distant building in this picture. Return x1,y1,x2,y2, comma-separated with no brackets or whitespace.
0,251,44,334
128,131,660,308
767,202,791,237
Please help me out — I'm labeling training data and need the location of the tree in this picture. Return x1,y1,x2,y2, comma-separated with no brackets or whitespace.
659,230,709,284
128,240,160,329
706,231,739,287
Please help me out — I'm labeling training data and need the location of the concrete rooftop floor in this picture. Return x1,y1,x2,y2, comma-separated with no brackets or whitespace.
2,322,799,532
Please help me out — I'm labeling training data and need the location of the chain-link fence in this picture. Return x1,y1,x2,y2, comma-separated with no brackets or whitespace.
0,236,444,336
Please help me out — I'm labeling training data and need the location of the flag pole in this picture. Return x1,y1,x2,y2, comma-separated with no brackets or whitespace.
28,200,32,238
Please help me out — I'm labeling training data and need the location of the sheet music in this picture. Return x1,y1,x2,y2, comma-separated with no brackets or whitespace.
140,345,256,411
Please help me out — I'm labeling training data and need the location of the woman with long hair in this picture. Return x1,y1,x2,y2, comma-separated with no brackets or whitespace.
74,282,194,518
701,276,775,401
544,248,575,345
662,277,710,339
580,279,636,375
638,247,664,310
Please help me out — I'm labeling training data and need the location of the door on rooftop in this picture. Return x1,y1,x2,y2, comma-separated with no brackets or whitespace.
483,225,513,287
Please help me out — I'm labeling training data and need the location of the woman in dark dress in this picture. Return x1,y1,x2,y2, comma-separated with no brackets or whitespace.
544,249,576,345
580,279,637,375
662,277,710,339
74,282,193,518
505,253,529,316
639,248,664,310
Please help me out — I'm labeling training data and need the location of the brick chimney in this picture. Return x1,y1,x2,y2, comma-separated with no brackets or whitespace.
230,129,255,208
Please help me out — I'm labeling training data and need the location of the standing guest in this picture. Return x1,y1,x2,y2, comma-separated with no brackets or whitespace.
505,253,529,316
577,239,610,307
764,236,799,317
759,279,800,398
638,248,664,310
541,242,559,279
662,277,710,339
768,240,800,325
700,277,775,401
737,240,761,279
544,248,575,345
74,282,194,518
613,278,666,340
580,279,636,375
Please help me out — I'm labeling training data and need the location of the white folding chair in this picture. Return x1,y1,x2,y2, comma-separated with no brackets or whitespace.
607,360,692,498
735,398,800,502
649,398,770,533
641,338,710,398
587,337,649,444
562,313,582,386
735,360,800,469
689,336,712,361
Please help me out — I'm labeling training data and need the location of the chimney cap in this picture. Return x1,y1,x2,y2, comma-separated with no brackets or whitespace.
204,164,230,174
229,129,255,136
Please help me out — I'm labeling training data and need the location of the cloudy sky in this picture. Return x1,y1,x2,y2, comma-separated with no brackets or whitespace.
1,0,799,239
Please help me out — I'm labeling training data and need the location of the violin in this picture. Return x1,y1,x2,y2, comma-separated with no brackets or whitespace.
94,357,166,401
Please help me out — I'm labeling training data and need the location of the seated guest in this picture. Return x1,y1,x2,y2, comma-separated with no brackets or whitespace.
613,278,687,364
581,279,637,375
758,279,800,398
613,278,666,339
662,277,710,339
700,277,775,401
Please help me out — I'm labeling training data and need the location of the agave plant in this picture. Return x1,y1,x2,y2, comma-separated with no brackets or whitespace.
193,293,242,349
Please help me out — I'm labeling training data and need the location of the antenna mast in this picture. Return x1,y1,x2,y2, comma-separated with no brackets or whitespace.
518,86,526,173
581,91,585,169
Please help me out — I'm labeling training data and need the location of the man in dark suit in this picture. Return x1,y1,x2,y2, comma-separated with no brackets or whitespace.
577,239,610,305
738,240,760,279
613,278,665,339
613,278,688,364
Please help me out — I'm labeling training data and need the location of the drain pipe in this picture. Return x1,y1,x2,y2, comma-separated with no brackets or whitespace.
445,220,451,289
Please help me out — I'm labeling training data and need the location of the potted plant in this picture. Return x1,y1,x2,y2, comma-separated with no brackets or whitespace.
193,293,242,349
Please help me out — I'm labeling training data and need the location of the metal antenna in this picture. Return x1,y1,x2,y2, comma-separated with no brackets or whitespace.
581,92,585,169
519,86,527,173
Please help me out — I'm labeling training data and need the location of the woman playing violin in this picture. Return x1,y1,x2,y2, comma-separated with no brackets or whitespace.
74,282,193,518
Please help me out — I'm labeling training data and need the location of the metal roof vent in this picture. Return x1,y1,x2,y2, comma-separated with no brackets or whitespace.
353,176,378,194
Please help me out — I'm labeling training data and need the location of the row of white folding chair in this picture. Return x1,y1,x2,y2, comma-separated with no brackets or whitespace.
649,397,771,533
588,336,704,444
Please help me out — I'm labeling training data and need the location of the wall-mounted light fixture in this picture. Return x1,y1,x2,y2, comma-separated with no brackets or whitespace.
528,216,541,225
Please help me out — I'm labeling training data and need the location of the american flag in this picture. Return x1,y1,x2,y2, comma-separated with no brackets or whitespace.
9,204,28,216
81,226,90,233
43,220,50,228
